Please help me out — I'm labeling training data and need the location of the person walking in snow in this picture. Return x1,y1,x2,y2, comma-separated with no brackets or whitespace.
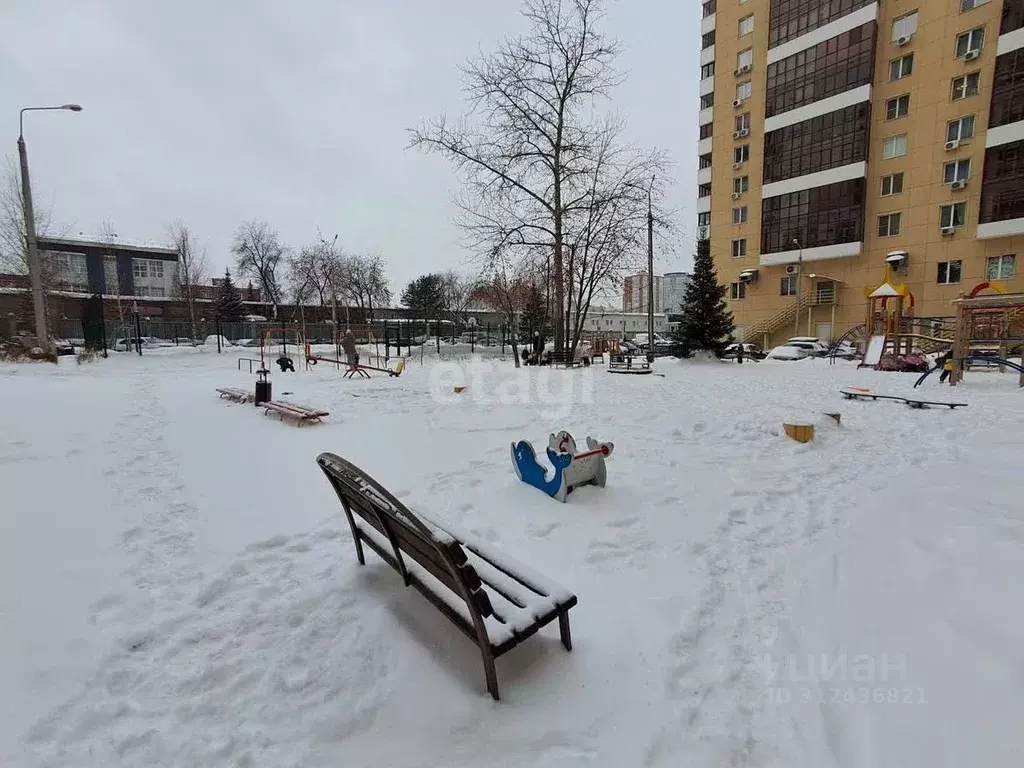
937,349,953,383
341,328,358,369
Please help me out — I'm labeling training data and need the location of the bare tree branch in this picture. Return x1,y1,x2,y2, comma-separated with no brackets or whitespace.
231,220,285,318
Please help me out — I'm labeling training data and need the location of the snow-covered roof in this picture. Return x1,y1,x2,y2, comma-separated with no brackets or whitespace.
869,283,902,298
36,235,178,257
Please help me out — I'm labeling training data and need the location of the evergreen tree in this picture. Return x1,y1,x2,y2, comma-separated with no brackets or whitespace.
400,273,445,317
215,269,244,322
674,238,734,356
518,283,547,341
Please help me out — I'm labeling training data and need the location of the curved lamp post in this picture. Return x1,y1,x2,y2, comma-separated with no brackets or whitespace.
18,104,83,346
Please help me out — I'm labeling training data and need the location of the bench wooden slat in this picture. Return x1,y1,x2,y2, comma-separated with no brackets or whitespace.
263,400,329,424
317,452,577,700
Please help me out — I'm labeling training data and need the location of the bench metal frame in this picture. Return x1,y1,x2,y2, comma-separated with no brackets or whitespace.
317,452,576,700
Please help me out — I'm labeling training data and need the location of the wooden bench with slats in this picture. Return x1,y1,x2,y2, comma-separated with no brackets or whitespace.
216,387,253,403
316,452,577,700
263,400,329,425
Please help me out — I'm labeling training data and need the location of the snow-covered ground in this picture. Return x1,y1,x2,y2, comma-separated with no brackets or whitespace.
1,349,1021,767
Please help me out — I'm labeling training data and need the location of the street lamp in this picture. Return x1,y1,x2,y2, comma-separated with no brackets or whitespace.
791,237,802,336
18,104,83,347
624,176,657,362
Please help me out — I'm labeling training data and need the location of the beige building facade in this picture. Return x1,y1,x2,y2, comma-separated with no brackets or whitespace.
698,0,1024,347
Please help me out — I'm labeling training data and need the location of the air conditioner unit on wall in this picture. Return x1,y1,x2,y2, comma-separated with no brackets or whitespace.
895,34,912,47
950,179,967,190
738,128,749,137
785,264,799,275
734,64,752,76
945,140,960,151
940,226,956,236
964,49,981,61
732,192,742,200
732,161,743,169
732,99,743,107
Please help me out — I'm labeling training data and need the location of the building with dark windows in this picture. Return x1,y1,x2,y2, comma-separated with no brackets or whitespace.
698,0,1024,347
38,236,180,298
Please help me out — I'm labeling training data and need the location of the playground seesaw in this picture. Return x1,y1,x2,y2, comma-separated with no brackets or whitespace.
840,388,966,409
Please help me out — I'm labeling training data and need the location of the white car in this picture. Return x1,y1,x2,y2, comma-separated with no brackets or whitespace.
766,344,811,361
784,337,829,356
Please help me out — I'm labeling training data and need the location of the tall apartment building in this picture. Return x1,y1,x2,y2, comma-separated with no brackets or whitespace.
662,271,693,314
698,0,1024,347
622,273,664,313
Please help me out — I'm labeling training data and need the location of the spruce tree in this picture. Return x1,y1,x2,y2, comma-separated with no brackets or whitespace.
674,237,734,356
215,269,244,322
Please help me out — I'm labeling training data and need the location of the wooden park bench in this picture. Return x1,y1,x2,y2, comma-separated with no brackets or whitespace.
216,387,253,403
262,400,329,425
316,452,577,700
547,350,587,368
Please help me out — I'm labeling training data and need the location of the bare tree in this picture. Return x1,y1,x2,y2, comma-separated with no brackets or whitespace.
231,220,285,318
167,220,209,343
342,253,391,323
439,270,477,324
477,249,534,367
410,0,624,356
0,155,58,275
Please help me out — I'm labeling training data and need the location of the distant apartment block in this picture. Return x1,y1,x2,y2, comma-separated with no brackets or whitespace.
698,0,1024,346
662,271,692,314
622,273,664,313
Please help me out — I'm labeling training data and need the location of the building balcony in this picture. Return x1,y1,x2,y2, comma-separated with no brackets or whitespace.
810,284,838,305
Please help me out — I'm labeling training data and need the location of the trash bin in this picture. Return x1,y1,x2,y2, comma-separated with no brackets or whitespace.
255,368,272,406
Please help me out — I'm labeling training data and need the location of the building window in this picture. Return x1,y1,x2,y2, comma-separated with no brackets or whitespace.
885,94,910,120
955,27,985,58
937,260,963,284
979,141,1024,224
877,212,902,237
762,103,869,184
1003,1,1024,35
735,113,751,132
699,153,713,169
883,134,908,159
961,0,989,10
780,275,798,296
702,30,716,49
739,15,754,36
730,281,746,300
734,144,750,164
132,258,165,280
702,0,716,18
103,255,119,294
951,72,981,100
732,206,748,224
889,54,914,81
698,183,712,198
732,239,747,258
892,10,919,42
737,48,753,70
700,92,715,109
736,81,752,102
701,61,715,79
881,173,904,196
990,49,1024,128
947,115,976,142
760,178,866,254
943,158,971,184
700,122,714,140
733,176,750,194
54,252,89,290
987,254,1016,279
765,23,877,118
768,0,873,48
940,202,968,228
697,211,711,228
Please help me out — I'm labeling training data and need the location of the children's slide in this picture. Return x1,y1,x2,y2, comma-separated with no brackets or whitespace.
861,335,886,367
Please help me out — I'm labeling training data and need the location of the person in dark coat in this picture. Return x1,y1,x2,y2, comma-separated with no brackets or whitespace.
937,349,953,383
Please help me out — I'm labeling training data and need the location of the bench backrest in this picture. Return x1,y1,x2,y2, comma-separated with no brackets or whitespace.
316,453,494,622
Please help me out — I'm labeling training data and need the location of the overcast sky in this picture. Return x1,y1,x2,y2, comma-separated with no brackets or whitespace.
1,0,699,296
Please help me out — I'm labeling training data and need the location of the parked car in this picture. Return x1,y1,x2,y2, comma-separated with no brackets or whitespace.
112,336,167,352
632,332,673,350
784,337,829,356
765,345,811,361
723,342,766,360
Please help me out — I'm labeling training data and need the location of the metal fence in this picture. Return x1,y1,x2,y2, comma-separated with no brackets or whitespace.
48,317,521,359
